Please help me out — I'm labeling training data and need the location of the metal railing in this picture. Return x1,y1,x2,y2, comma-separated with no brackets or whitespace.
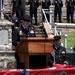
42,8,68,49
42,8,59,35
42,9,52,29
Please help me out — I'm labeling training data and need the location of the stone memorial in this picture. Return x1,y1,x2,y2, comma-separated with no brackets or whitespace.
0,20,16,69
0,0,16,69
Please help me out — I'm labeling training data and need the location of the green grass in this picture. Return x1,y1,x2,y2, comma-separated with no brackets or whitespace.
68,32,75,48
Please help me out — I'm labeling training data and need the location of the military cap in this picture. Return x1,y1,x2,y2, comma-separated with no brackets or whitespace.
22,14,31,22
54,35,61,41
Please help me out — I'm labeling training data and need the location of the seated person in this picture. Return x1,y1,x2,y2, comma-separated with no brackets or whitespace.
12,14,36,46
47,35,68,67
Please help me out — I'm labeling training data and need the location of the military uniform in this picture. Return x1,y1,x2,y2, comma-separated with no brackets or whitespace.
9,12,18,24
53,0,63,23
13,0,17,13
53,45,67,64
16,0,26,25
47,36,68,67
12,24,36,46
66,0,75,23
9,12,18,31
48,45,67,67
42,0,51,22
27,0,40,25
12,14,36,46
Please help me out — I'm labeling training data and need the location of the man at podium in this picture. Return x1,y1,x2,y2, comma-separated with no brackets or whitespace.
12,14,36,46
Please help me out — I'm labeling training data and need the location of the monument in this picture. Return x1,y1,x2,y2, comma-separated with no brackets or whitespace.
0,0,16,69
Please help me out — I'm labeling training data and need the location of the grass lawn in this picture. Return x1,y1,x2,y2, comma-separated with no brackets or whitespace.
56,19,75,49
68,31,75,48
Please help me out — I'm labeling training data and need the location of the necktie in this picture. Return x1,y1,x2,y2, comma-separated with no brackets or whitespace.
25,28,28,34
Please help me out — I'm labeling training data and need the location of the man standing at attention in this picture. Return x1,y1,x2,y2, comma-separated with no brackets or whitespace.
53,0,63,23
66,0,75,23
42,0,51,22
16,0,26,26
27,0,40,25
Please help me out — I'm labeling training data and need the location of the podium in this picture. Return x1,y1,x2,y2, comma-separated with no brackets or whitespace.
15,37,54,69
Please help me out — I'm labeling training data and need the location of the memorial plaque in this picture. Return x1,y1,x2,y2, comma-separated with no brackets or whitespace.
0,30,8,45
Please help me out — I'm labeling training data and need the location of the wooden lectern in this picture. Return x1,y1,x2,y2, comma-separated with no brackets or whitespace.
15,37,54,69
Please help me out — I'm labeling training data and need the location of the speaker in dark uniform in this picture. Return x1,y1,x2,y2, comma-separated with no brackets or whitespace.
12,14,36,46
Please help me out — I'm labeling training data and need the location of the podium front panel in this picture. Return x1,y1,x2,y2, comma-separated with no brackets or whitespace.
15,37,54,69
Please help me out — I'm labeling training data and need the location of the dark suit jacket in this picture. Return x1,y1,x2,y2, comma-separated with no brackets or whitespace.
66,0,75,12
47,45,68,67
42,0,51,9
16,0,26,17
53,0,63,13
27,0,40,12
12,24,36,46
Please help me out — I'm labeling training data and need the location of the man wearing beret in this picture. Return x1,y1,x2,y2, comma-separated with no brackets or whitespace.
12,14,36,46
47,35,68,67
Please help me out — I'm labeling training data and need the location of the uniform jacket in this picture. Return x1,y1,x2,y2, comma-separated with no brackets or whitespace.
53,45,67,64
48,45,68,67
12,24,36,46
16,0,25,9
9,16,18,23
53,0,63,13
13,0,17,12
42,0,51,9
16,0,26,17
66,0,75,12
27,0,40,12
